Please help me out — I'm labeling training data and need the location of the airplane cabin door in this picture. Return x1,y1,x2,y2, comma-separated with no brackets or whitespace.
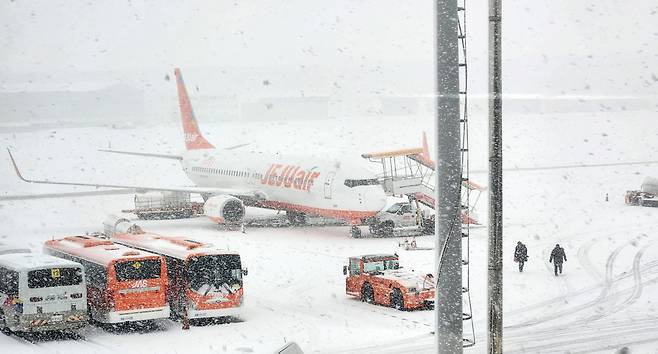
324,172,336,199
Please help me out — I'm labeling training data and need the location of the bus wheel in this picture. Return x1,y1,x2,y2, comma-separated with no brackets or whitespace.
0,310,10,335
350,226,362,238
391,288,405,310
361,283,374,304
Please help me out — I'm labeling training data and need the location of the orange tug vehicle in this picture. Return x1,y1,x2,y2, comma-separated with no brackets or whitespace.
343,254,435,310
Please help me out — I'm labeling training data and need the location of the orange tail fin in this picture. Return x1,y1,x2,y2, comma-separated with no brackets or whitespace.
420,132,435,167
174,68,215,150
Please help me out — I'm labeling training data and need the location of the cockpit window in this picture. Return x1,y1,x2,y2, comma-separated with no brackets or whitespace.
344,179,379,188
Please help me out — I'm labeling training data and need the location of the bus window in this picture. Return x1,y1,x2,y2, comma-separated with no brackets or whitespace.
81,259,108,289
115,259,162,281
0,267,19,296
187,255,242,293
27,267,83,288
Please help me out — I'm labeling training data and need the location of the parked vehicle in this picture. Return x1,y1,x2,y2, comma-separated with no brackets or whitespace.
44,235,170,324
368,201,434,237
343,253,434,310
625,177,658,207
122,191,204,220
105,218,247,321
0,253,87,333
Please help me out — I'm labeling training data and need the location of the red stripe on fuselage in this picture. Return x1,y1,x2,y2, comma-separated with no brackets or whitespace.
259,200,377,224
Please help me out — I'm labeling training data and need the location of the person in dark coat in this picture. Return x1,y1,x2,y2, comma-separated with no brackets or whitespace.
514,241,528,272
549,244,567,276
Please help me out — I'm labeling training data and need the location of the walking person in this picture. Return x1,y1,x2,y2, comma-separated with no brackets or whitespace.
514,241,528,272
549,244,567,276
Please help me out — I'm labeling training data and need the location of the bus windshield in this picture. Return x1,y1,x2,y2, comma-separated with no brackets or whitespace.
28,267,83,288
187,255,242,293
115,259,162,282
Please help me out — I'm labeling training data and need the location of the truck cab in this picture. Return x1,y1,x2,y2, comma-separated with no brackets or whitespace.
343,254,434,310
368,201,434,237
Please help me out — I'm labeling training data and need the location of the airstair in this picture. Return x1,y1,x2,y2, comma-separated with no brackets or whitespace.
361,148,483,225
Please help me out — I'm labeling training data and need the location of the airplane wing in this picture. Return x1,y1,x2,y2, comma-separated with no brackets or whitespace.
0,189,135,201
98,143,250,160
97,149,183,160
6,149,262,200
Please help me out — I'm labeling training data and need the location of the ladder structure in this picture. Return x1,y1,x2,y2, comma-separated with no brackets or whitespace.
361,0,476,346
458,0,476,346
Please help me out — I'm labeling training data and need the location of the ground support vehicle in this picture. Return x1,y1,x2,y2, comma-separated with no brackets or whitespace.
0,253,87,333
398,238,434,251
625,177,658,207
343,254,434,310
44,235,170,324
625,190,658,207
122,191,204,220
367,201,434,237
105,218,247,322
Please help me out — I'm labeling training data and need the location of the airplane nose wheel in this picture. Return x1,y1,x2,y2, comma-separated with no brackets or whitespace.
350,226,362,238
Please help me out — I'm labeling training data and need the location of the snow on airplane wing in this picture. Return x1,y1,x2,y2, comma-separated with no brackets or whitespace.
97,143,250,160
6,149,261,200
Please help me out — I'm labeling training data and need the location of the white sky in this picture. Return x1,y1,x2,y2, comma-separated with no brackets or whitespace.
0,0,657,96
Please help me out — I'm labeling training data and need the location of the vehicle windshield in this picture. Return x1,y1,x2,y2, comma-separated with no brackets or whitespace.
114,259,161,282
386,203,404,213
28,267,83,288
187,255,242,293
363,259,400,273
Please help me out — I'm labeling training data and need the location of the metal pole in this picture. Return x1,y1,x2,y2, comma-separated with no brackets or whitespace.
487,0,503,352
435,0,462,352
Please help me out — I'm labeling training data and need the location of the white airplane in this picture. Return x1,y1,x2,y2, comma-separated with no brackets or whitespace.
8,68,388,236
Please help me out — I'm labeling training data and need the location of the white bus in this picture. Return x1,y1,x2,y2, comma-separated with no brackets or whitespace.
0,253,87,334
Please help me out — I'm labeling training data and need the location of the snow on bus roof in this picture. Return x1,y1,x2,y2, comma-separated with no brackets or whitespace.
45,235,161,267
0,253,81,271
112,232,237,260
0,242,31,255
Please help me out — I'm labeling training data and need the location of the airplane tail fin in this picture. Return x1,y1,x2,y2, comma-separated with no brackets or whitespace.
174,68,215,150
420,132,435,167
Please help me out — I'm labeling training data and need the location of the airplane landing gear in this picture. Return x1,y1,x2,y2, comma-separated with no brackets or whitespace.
287,211,307,226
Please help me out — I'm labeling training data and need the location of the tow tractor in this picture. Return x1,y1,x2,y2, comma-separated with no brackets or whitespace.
343,253,435,310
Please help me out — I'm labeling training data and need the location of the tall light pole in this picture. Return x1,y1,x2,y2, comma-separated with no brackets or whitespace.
487,0,503,352
435,0,463,352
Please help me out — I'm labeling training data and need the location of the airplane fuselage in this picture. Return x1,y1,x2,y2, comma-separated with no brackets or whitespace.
181,149,387,222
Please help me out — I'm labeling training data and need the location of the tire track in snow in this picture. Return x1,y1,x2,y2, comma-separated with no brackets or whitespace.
506,239,646,329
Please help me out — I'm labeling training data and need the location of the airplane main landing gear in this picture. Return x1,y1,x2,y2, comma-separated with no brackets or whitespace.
286,211,307,226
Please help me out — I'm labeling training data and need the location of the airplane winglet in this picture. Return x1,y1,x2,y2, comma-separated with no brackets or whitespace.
7,149,31,183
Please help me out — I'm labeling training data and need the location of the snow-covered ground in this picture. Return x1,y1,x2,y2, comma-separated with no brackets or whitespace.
1,109,658,353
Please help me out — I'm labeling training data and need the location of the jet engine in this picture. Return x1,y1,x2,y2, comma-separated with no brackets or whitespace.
203,195,245,224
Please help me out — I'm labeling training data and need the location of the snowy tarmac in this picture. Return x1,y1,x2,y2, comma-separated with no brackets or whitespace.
1,111,658,353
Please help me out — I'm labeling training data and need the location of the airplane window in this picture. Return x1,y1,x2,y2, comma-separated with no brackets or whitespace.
344,179,379,188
